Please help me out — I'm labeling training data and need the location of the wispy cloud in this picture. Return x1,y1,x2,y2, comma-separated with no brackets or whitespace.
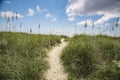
27,8,35,16
67,17,74,22
95,13,117,25
51,18,57,21
43,9,48,12
45,13,53,18
45,13,57,21
36,5,40,12
76,19,92,26
0,11,23,18
4,1,11,4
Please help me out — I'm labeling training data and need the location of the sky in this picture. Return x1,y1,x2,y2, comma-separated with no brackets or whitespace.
0,0,120,36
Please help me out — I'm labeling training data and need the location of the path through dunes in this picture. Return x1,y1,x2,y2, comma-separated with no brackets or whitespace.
45,39,68,80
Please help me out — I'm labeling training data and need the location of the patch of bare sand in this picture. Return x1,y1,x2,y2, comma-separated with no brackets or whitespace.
45,39,68,80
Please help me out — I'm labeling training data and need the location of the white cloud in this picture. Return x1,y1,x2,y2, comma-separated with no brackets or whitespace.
36,5,40,12
66,0,85,17
66,0,120,23
67,17,74,22
119,20,120,25
76,19,92,26
0,11,23,19
45,13,53,18
51,18,57,21
27,8,35,16
43,9,48,12
95,12,118,24
45,13,57,21
4,1,11,4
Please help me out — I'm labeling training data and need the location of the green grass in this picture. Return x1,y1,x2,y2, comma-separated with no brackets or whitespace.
61,34,120,80
0,32,62,80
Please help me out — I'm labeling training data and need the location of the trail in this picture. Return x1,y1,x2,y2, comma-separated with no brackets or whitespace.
45,39,68,80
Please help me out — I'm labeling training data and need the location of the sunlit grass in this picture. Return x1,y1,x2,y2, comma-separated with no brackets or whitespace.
61,35,120,80
0,32,61,79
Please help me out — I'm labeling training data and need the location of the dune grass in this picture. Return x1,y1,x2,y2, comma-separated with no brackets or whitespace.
61,34,120,80
0,32,61,80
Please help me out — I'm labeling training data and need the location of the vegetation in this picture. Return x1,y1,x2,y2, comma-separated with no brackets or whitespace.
61,34,120,80
0,32,61,80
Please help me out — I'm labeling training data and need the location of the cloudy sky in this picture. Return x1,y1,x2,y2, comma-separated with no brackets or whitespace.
0,0,120,36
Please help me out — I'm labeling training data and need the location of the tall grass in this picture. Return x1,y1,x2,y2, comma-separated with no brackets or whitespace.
0,32,61,79
61,35,120,80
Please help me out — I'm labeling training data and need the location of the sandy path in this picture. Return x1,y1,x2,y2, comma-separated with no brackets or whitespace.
45,39,68,80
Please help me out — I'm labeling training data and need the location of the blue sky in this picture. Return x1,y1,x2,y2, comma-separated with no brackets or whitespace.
0,0,120,36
